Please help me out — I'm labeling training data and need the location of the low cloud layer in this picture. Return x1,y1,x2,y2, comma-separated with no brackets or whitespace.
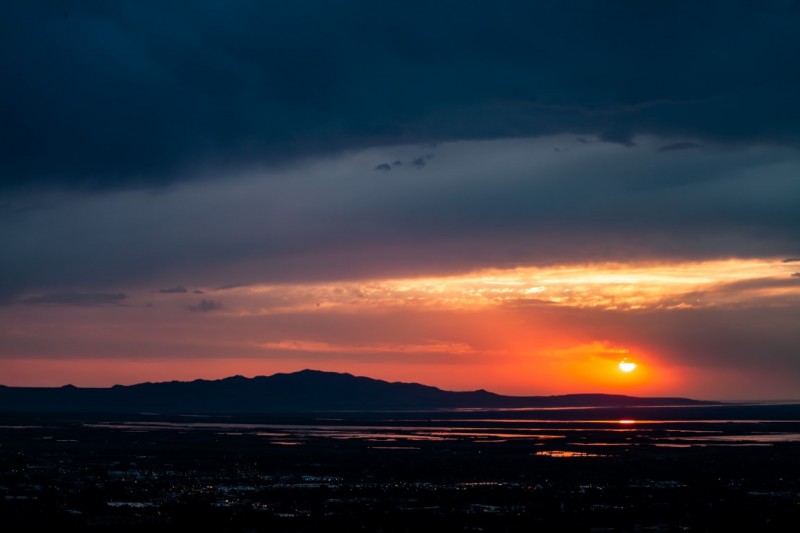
158,286,188,294
21,292,128,306
189,299,224,313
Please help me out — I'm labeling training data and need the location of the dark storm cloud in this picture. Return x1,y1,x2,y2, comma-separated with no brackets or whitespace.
158,286,188,294
411,157,427,169
2,0,799,190
189,299,224,312
21,292,127,306
658,142,700,152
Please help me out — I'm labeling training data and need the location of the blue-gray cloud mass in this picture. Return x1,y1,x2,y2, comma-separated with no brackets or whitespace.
2,0,799,190
1,137,798,301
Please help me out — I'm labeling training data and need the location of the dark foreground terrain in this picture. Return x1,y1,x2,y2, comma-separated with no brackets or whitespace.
2,408,799,532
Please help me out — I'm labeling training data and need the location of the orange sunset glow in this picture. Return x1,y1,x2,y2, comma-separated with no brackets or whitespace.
2,255,795,399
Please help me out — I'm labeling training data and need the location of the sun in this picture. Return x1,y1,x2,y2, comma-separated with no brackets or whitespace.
618,359,637,373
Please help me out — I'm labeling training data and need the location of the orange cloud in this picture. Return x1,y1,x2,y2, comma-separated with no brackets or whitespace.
257,339,476,355
215,258,799,313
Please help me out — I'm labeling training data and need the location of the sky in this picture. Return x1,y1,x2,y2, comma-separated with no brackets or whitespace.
1,1,799,400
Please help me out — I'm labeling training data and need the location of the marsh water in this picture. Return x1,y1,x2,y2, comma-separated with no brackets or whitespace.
3,404,800,531
40,402,800,451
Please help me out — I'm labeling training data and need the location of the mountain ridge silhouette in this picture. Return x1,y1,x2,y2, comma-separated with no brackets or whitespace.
0,369,713,413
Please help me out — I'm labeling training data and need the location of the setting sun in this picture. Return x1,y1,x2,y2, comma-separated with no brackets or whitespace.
619,359,637,373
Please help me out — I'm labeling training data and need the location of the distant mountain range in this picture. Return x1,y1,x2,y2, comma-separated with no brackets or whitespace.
0,369,713,413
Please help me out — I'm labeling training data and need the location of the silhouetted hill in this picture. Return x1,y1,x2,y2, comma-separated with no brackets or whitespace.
0,369,713,413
